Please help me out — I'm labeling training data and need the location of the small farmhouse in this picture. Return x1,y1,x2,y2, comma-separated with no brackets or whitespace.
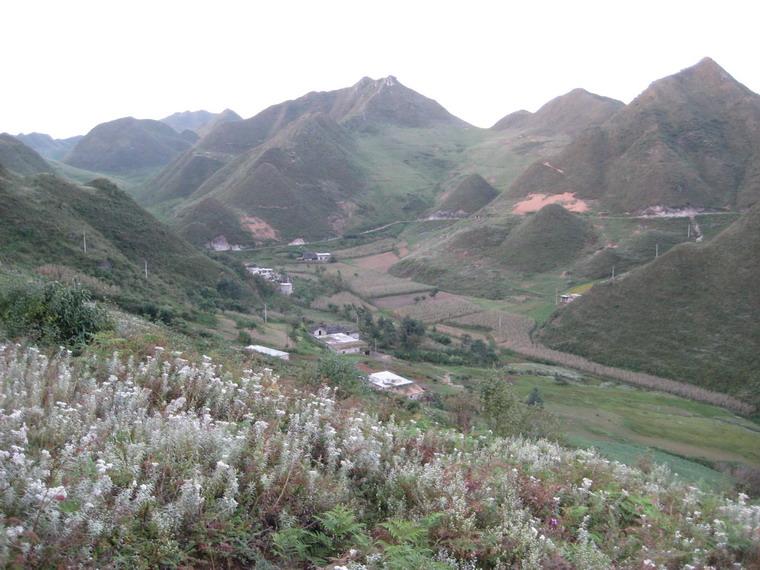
247,266,277,279
208,235,242,252
278,281,293,296
321,333,368,355
244,345,290,361
311,323,355,338
301,252,332,263
288,238,306,246
560,293,582,304
245,265,294,296
366,371,425,399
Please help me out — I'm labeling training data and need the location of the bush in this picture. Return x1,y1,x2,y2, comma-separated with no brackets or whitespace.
0,281,110,346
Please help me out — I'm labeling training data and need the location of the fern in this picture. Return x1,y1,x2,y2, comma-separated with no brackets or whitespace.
273,506,368,565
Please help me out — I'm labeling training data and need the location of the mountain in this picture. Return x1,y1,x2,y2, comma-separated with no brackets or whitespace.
539,203,760,406
433,173,499,216
14,132,83,161
0,166,254,310
510,58,760,213
0,134,52,175
64,117,195,173
146,76,474,243
151,76,469,200
492,88,624,136
160,108,242,135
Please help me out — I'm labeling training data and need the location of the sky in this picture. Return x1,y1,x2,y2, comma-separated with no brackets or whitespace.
3,0,760,138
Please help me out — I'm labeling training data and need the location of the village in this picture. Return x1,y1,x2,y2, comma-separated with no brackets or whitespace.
243,250,335,296
245,319,426,400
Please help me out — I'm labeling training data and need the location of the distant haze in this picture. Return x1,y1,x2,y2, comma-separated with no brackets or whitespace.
4,0,759,138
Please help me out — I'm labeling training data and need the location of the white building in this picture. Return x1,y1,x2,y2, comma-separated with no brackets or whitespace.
301,252,332,263
278,282,293,296
247,266,277,279
244,345,289,361
560,293,582,304
321,333,368,355
366,371,425,399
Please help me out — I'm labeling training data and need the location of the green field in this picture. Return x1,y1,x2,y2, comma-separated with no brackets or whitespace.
407,360,760,489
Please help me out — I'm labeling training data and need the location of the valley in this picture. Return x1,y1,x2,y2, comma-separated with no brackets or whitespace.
2,50,760,567
228,217,760,487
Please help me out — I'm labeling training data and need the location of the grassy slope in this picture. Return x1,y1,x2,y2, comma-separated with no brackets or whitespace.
539,204,760,406
0,133,52,175
0,169,250,307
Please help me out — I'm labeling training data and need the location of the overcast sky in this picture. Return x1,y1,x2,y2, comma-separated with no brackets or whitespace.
3,0,759,138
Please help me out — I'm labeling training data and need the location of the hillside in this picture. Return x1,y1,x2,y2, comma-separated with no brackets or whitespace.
510,58,760,213
14,132,83,160
65,117,194,173
392,205,598,299
499,204,596,273
492,88,624,136
433,173,498,216
160,108,241,134
0,133,52,175
539,203,760,406
175,112,368,244
0,167,254,311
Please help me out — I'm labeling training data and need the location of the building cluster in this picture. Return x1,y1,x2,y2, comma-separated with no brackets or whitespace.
310,323,425,399
245,264,293,296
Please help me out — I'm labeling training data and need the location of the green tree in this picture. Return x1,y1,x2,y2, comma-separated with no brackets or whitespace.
526,386,544,407
315,355,364,396
400,316,425,350
479,373,526,437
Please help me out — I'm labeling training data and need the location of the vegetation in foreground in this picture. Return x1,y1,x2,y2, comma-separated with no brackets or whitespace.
1,344,758,568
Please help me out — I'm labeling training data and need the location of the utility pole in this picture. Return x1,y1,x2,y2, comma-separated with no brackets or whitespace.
554,287,558,306
687,223,691,239
611,265,615,282
144,260,148,279
83,230,87,254
498,314,502,337
655,243,659,258
264,303,268,324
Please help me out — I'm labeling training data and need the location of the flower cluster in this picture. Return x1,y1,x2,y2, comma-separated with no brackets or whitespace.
0,344,757,568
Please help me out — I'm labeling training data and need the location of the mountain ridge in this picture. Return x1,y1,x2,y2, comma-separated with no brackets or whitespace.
509,57,760,213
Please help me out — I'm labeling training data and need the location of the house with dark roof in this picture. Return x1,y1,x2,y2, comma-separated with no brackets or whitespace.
311,323,355,338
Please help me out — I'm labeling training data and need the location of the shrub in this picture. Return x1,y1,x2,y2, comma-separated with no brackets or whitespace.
0,281,110,346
